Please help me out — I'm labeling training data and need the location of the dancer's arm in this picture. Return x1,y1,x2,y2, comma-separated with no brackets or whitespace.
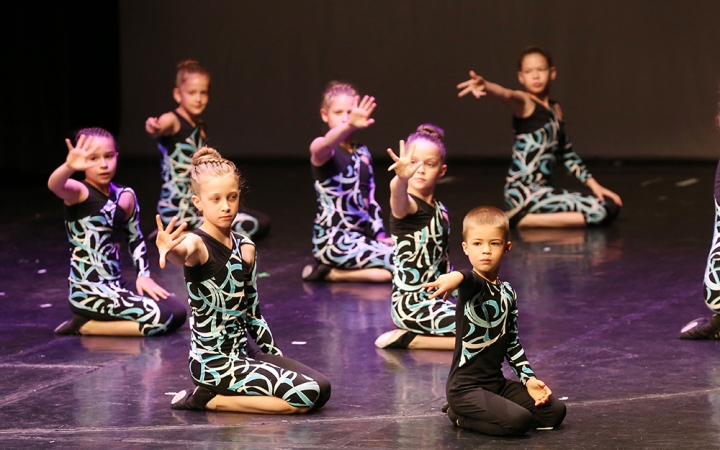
387,139,422,219
505,289,537,386
243,245,283,356
424,271,466,301
310,95,376,167
47,135,97,205
118,190,170,300
145,112,180,138
362,151,390,242
457,70,533,118
155,216,204,269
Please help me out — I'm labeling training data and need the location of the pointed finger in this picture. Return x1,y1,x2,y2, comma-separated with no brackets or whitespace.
159,252,167,269
65,138,75,153
456,80,472,89
387,148,399,161
169,221,188,239
353,95,360,108
398,140,406,158
155,215,166,233
76,134,86,149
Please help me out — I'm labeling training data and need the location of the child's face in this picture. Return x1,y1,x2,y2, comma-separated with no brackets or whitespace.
174,74,210,118
462,224,511,280
321,94,355,129
517,53,556,96
408,138,447,194
84,137,117,188
192,173,240,230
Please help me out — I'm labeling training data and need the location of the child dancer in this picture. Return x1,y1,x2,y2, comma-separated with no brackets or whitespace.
679,111,720,338
157,147,330,413
302,82,393,282
424,206,566,436
49,128,186,336
457,46,622,228
375,125,456,350
145,59,270,239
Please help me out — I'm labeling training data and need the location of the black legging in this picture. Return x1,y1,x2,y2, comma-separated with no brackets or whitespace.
448,379,566,436
202,344,331,411
70,280,187,335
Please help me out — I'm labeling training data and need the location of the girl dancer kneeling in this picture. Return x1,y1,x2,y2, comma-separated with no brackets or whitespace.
457,46,622,228
375,125,456,350
158,147,330,413
49,128,186,336
302,82,393,283
145,59,270,239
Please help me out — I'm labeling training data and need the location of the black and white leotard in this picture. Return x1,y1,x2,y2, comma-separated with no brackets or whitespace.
311,144,392,270
184,230,330,408
503,100,619,227
65,181,185,335
156,111,270,238
389,195,455,336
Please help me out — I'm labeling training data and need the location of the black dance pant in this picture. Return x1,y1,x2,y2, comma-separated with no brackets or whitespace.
448,379,566,436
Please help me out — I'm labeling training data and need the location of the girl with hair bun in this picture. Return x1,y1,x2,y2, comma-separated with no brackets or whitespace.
302,81,393,283
49,128,186,336
145,59,270,239
157,147,330,414
375,124,456,350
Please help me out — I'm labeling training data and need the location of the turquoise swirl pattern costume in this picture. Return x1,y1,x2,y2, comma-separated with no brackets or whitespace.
65,182,185,335
504,100,619,227
156,111,270,238
445,270,565,436
703,162,720,313
184,230,330,408
311,144,392,270
389,195,455,335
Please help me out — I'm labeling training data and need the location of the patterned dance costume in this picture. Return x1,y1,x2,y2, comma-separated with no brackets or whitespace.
184,230,330,408
311,144,393,270
446,270,565,436
156,111,270,238
390,195,455,336
703,161,720,313
65,182,186,335
504,100,620,227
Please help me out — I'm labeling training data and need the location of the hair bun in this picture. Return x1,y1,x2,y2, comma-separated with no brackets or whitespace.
416,124,444,141
192,147,222,165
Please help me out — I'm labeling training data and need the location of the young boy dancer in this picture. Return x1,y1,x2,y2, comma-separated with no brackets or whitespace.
424,206,566,436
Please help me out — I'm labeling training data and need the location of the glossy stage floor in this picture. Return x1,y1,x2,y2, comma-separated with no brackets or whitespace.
2,159,719,449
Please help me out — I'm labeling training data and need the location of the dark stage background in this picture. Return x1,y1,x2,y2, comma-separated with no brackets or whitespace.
4,1,720,179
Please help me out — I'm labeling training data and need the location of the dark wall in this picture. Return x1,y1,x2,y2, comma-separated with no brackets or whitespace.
0,1,119,179
120,1,720,162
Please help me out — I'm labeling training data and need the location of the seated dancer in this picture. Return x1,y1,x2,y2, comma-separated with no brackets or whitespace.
158,147,330,413
375,125,456,350
680,159,720,339
424,206,566,436
145,59,270,239
457,46,622,228
302,81,393,282
49,128,186,336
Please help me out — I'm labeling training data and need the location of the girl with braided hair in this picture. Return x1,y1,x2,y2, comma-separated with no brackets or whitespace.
49,128,186,336
157,147,330,413
302,81,393,282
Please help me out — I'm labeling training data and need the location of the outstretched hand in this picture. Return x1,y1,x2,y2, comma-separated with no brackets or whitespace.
64,134,99,172
156,215,187,269
422,272,464,300
457,70,487,98
526,378,552,406
145,117,162,137
348,95,377,129
387,140,422,179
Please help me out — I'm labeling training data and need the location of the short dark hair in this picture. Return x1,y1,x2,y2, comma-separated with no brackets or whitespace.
518,46,553,70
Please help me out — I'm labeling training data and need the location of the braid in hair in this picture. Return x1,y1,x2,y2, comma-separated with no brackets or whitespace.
321,81,358,109
190,147,242,196
75,127,116,146
176,59,210,87
406,124,446,161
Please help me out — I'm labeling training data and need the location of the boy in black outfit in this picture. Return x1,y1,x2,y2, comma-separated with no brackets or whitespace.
424,206,566,436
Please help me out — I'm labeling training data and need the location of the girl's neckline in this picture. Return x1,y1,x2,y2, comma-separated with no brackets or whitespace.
175,108,198,128
197,227,233,250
